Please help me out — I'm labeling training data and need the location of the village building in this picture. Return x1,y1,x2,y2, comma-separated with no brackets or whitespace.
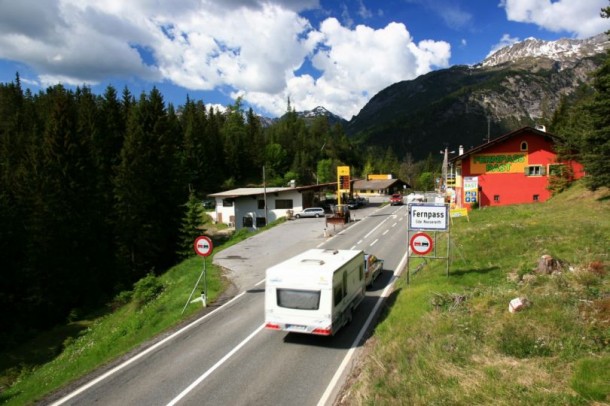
352,174,410,197
208,182,337,230
208,174,411,230
449,126,584,208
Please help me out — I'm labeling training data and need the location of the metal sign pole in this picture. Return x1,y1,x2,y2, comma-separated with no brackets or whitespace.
202,258,208,307
181,259,206,314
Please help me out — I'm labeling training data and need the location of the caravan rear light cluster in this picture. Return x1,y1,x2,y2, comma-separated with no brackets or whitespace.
312,327,332,336
265,322,280,330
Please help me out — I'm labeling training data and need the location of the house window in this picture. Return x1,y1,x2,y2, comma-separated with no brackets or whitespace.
533,194,539,201
520,141,528,151
258,199,265,210
494,195,500,203
222,199,233,207
275,199,293,209
525,165,545,176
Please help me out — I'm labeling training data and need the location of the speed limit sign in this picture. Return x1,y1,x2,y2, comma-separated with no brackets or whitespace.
193,236,213,257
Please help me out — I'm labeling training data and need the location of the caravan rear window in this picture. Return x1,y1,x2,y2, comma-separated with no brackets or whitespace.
277,289,320,310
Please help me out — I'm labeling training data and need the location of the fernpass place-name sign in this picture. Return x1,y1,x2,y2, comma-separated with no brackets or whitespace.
409,203,448,231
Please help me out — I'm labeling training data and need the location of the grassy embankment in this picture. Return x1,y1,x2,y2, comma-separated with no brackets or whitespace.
0,219,283,405
341,182,609,405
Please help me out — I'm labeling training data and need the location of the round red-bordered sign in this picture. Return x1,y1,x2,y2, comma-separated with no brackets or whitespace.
193,236,213,257
409,232,433,255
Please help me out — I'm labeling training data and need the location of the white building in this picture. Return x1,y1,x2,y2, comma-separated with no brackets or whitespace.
208,183,336,230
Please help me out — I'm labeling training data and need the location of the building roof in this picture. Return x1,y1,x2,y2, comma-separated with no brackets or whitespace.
207,182,337,199
353,179,406,189
450,126,558,163
207,187,290,198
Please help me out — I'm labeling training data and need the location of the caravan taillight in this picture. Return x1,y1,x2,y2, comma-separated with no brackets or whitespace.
265,322,280,330
312,327,332,336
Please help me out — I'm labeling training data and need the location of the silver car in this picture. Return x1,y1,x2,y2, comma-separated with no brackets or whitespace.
294,207,325,218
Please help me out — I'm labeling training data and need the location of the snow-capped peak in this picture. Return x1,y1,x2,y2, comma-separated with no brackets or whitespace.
481,33,610,68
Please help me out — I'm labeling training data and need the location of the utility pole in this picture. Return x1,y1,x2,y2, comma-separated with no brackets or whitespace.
263,166,268,225
440,146,455,193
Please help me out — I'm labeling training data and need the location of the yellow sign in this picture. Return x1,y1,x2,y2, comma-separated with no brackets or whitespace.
367,174,392,180
471,153,527,174
450,207,469,224
337,166,350,205
337,166,350,177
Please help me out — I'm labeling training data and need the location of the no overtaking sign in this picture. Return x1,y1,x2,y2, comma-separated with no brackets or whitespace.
194,236,213,257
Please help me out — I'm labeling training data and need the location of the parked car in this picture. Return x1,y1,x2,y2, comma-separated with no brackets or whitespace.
347,199,360,209
294,207,326,218
390,193,403,205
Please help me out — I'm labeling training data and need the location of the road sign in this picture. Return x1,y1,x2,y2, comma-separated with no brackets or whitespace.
193,236,213,257
408,203,448,231
409,232,433,255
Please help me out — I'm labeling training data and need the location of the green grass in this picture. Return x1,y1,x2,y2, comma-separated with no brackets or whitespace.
343,182,610,405
0,218,286,405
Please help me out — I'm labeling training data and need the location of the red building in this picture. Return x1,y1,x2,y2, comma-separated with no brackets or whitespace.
449,126,584,208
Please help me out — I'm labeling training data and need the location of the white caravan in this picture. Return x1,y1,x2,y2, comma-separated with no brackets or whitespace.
264,248,365,336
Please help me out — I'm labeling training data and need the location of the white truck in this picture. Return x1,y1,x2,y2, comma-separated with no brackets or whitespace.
264,248,366,336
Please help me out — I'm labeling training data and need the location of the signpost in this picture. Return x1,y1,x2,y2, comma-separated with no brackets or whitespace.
407,202,451,283
182,236,214,314
463,176,478,205
337,166,350,205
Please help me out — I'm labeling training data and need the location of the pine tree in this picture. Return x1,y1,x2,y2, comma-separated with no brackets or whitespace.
583,52,610,190
114,89,185,280
177,193,206,259
222,99,247,182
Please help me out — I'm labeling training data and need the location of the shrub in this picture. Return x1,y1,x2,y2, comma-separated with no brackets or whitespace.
132,274,164,307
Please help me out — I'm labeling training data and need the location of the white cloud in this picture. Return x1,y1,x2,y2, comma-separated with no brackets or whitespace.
266,19,451,119
500,0,610,38
0,0,451,119
487,34,520,57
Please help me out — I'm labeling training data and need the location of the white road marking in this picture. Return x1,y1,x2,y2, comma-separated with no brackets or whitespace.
167,324,266,406
50,291,248,406
317,249,410,406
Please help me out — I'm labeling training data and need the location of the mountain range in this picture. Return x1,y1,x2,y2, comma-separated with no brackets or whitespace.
286,33,609,161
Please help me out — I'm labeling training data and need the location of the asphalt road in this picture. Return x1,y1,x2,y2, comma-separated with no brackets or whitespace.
48,199,411,406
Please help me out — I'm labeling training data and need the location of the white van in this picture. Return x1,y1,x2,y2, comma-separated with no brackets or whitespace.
264,249,365,336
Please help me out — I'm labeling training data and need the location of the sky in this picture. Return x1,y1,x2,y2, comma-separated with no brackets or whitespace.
0,0,609,120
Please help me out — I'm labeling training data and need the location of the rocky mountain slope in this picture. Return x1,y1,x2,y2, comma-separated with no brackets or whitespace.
344,33,610,161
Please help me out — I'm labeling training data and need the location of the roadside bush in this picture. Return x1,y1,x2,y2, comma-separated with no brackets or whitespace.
132,274,164,307
110,290,133,310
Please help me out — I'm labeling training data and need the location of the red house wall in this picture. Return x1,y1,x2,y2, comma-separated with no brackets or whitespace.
457,131,584,207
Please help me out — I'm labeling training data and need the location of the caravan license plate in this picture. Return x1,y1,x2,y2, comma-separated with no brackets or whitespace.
286,324,307,332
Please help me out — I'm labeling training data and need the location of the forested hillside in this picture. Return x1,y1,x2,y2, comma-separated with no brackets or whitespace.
0,77,368,346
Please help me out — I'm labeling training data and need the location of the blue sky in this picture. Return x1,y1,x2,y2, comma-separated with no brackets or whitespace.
0,0,608,119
